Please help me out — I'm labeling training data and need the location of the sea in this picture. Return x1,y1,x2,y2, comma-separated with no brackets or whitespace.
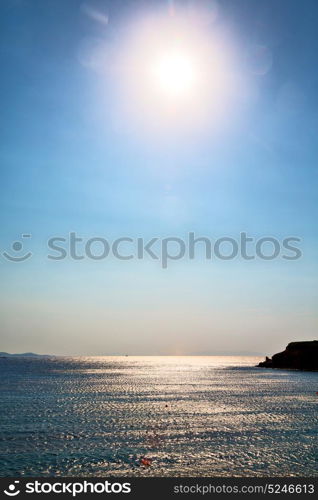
0,356,317,477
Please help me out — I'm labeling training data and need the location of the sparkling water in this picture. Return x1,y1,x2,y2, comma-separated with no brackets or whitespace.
0,356,317,477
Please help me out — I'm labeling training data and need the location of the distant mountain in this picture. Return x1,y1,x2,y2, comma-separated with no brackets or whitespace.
0,352,51,358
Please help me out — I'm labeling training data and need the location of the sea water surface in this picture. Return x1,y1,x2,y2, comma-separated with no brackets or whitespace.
0,356,317,477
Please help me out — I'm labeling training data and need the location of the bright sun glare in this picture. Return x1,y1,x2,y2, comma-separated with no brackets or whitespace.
152,50,197,97
116,12,238,131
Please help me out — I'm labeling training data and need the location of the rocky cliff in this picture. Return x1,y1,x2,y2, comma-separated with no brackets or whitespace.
258,341,318,371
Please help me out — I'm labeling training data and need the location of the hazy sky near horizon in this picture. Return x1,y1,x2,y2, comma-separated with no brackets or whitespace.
0,0,317,355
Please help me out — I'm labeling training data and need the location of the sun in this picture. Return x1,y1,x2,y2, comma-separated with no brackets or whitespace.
152,49,198,97
114,12,238,132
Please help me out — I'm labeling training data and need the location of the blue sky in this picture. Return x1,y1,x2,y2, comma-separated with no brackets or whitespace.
0,0,317,355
